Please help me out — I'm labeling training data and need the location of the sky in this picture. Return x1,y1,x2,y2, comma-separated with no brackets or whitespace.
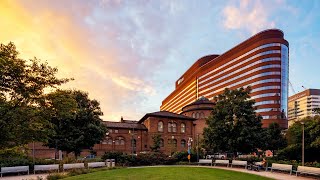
1,0,320,121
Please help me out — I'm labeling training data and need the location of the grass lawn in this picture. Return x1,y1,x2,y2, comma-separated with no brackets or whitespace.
63,166,273,180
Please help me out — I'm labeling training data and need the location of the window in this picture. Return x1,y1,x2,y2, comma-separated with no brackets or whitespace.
181,139,186,147
192,113,196,118
114,129,119,133
109,129,113,133
131,139,136,147
168,122,177,132
115,136,125,145
181,123,186,133
158,121,163,132
102,136,113,145
173,139,177,147
160,139,164,147
168,139,177,147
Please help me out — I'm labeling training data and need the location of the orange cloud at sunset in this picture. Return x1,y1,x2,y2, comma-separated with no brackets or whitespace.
0,0,157,121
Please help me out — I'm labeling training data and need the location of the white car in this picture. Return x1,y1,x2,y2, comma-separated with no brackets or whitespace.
206,153,226,159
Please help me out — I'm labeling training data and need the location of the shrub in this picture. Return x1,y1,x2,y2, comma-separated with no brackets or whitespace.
47,173,68,180
173,151,198,162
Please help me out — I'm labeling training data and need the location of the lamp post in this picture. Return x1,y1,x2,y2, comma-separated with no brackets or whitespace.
171,135,174,156
301,122,305,166
187,137,193,163
129,128,135,158
197,134,199,162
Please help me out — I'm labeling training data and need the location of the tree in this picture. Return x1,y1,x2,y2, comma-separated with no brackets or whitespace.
0,42,70,148
313,108,320,115
203,87,264,156
262,122,287,156
45,90,107,158
281,116,320,162
150,134,161,152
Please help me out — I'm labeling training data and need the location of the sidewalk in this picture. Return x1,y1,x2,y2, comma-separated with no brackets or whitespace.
0,174,47,180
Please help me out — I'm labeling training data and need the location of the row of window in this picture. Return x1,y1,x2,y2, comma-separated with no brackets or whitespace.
160,139,187,148
192,112,205,119
199,43,281,80
254,100,280,106
202,72,281,98
158,121,186,133
250,93,280,100
199,57,281,90
200,63,281,95
102,136,138,147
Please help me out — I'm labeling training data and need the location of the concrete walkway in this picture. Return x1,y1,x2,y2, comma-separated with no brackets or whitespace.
0,174,47,180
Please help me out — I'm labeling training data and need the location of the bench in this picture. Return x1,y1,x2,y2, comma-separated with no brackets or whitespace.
198,159,212,166
231,160,247,169
1,166,29,177
214,160,230,167
88,162,106,169
268,163,293,175
295,166,320,177
63,163,85,171
250,162,268,171
34,164,59,174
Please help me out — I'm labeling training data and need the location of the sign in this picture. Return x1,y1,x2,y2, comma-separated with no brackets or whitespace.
187,154,190,160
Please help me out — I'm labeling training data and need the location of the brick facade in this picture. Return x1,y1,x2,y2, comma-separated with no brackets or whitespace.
29,98,214,158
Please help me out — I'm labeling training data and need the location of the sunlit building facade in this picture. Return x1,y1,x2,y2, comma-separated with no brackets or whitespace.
160,29,289,128
288,89,320,127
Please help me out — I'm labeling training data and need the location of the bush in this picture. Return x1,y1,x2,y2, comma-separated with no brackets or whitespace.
173,151,198,162
47,173,68,180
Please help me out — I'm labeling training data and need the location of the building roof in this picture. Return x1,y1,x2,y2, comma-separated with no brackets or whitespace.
138,111,195,123
103,121,147,130
181,97,215,113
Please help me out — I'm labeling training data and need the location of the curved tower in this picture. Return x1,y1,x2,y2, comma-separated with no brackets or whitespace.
160,29,289,128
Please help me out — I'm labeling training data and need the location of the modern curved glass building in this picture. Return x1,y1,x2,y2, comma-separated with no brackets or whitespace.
160,29,289,128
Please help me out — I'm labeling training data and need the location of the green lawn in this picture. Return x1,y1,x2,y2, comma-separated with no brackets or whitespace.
63,166,273,180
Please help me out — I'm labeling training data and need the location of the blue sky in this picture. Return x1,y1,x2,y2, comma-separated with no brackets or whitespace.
1,0,319,121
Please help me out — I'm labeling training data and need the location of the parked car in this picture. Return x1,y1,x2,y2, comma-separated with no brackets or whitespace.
206,153,226,159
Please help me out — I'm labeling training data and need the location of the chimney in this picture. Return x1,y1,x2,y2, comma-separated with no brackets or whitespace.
120,116,123,122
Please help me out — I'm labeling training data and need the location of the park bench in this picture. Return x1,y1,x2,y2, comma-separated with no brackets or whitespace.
295,166,320,177
63,163,85,171
214,160,230,167
268,163,293,175
34,164,59,174
231,160,247,169
198,159,212,166
1,166,29,177
88,162,106,169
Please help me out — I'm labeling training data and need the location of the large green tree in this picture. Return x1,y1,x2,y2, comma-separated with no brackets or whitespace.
280,116,320,162
262,122,287,155
45,90,107,158
203,87,264,156
0,42,70,148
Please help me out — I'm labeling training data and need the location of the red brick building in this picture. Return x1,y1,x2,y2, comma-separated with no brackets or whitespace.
29,97,214,158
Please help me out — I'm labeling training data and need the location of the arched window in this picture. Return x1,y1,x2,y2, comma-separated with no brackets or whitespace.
168,122,177,132
173,139,177,147
192,113,196,118
115,136,125,145
181,139,186,147
200,112,205,118
160,139,164,147
158,121,163,132
102,136,113,145
131,139,136,147
181,123,186,133
172,123,177,132
195,112,199,119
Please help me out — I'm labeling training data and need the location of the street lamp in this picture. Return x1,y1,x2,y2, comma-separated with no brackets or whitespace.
197,134,199,162
129,128,135,158
171,135,175,156
301,122,305,166
187,137,193,163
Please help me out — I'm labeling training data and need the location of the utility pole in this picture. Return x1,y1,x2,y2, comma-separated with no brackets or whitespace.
301,122,305,166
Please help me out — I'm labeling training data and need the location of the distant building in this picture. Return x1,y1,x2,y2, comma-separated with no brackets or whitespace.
288,89,320,126
160,29,289,128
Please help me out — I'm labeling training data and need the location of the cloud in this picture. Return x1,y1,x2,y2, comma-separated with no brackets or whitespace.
222,0,276,34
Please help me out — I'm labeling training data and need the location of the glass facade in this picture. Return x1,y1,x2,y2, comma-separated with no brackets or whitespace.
281,44,289,119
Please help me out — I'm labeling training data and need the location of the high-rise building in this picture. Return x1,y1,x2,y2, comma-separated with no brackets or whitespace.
288,89,320,126
160,29,289,128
